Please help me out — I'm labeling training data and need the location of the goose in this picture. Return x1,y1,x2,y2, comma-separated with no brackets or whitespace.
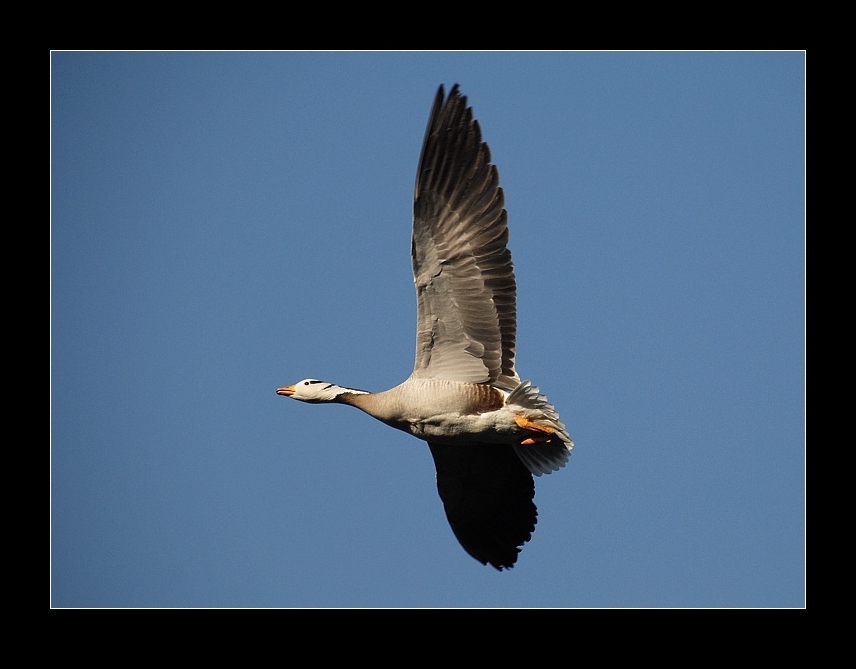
278,85,573,570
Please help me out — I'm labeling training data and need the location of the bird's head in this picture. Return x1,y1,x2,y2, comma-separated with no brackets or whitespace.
276,379,351,403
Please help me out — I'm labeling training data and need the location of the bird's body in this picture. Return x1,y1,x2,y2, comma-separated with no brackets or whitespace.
284,378,563,452
278,85,573,570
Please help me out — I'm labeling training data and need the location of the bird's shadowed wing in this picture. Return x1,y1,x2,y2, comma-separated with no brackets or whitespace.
411,85,519,389
428,441,536,570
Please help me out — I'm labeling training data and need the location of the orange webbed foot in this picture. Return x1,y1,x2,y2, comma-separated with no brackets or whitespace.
515,414,556,445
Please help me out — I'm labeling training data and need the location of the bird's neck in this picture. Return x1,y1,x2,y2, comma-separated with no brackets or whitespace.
330,385,370,403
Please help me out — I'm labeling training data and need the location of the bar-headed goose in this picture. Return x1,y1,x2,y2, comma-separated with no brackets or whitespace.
278,85,573,570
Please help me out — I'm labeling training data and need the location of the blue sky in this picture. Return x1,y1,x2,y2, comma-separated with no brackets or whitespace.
51,52,805,608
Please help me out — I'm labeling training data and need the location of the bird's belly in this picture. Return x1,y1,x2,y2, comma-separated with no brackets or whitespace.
397,410,521,445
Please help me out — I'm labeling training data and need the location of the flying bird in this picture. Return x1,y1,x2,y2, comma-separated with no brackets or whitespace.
278,85,573,570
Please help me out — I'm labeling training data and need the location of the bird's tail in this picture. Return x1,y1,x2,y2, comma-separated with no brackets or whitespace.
507,380,574,476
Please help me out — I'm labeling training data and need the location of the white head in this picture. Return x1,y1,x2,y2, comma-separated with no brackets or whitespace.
276,379,359,403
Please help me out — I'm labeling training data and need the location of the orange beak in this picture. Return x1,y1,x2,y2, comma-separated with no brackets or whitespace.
276,385,296,397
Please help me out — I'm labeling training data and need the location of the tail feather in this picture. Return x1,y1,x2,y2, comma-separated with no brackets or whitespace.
507,380,574,476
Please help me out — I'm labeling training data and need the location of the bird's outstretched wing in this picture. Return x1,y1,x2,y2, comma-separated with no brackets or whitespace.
428,441,536,570
411,85,519,390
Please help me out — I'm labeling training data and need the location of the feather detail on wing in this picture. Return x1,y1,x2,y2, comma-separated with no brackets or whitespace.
411,85,519,389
